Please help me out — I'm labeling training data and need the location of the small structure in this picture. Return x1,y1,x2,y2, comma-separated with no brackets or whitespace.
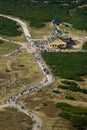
50,28,62,37
46,19,73,49
47,37,67,49
51,19,73,35
52,19,62,26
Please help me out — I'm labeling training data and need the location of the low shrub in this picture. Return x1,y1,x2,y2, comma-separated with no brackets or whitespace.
18,64,25,67
65,96,75,100
61,80,77,86
82,42,87,50
59,112,87,130
41,52,87,81
58,85,69,90
58,84,81,92
56,103,87,115
0,17,22,37
58,80,87,94
53,90,61,94
43,102,48,106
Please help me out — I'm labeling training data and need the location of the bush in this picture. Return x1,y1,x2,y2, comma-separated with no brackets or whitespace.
42,52,87,81
53,90,61,94
58,85,69,90
43,102,48,106
61,80,77,86
0,40,4,44
58,80,87,94
58,84,81,92
18,64,25,67
59,112,87,130
0,17,22,37
81,89,87,94
5,69,11,72
65,96,75,100
56,102,87,115
30,21,45,28
82,42,87,50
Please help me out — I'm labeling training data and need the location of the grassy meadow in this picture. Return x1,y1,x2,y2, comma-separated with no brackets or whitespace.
0,40,20,55
0,49,43,104
0,107,33,130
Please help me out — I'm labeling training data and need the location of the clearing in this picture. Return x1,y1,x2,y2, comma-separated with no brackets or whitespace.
0,49,43,104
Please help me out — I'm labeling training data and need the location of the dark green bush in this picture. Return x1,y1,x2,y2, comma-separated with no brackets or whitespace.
5,69,11,72
42,52,87,81
82,42,87,50
0,17,22,37
81,89,87,94
65,96,75,100
58,80,87,94
56,103,87,115
59,112,87,130
53,90,61,94
58,85,69,90
18,64,25,67
0,40,4,44
61,80,77,86
43,102,48,106
30,21,45,28
0,0,87,30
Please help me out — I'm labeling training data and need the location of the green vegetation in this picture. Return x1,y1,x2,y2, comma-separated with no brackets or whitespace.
0,40,20,55
61,80,77,86
58,84,81,92
5,69,11,72
30,21,45,28
41,52,87,81
43,102,48,106
0,17,22,37
58,80,87,94
58,85,70,89
57,103,87,129
56,102,87,115
0,107,33,130
82,42,87,50
65,96,75,100
59,80,80,92
0,0,87,30
18,64,25,67
59,112,87,130
53,90,61,94
58,85,87,94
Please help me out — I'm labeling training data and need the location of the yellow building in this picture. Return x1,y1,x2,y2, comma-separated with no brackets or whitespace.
48,43,58,49
47,38,67,49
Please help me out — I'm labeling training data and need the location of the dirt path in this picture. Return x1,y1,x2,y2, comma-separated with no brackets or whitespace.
1,13,87,130
0,13,55,130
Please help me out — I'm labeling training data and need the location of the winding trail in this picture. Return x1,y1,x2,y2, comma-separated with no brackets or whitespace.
0,13,87,130
0,14,55,130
